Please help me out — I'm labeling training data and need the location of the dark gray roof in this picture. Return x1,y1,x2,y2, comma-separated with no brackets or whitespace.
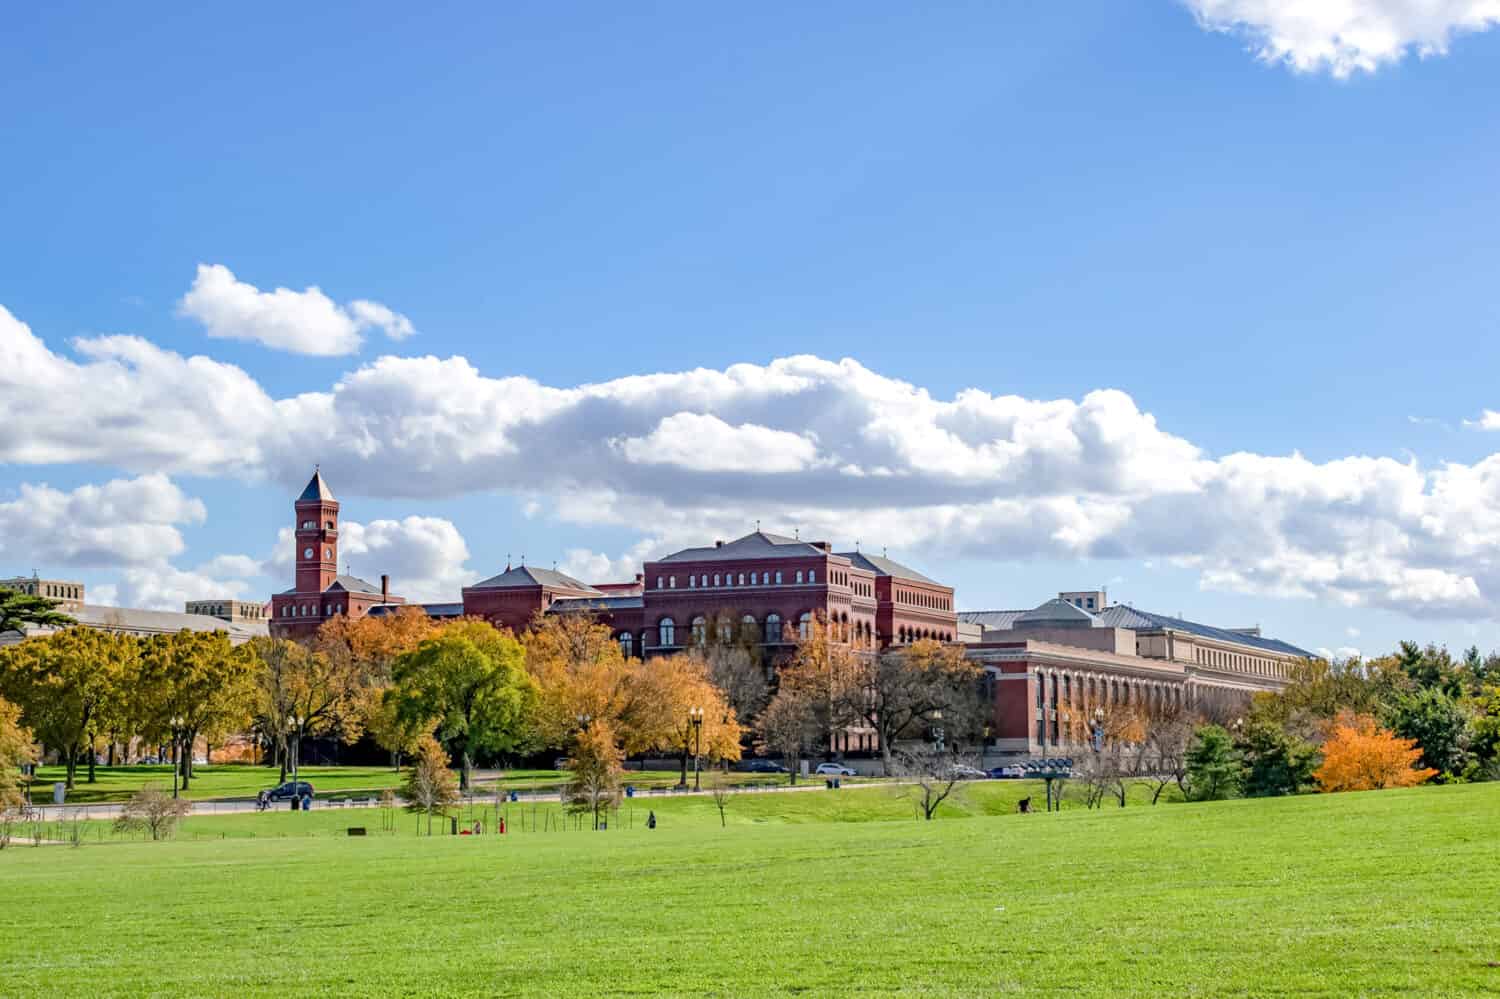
958,609,1026,630
369,602,464,618
1094,605,1314,658
656,531,828,564
297,469,335,503
469,565,600,593
328,574,382,595
837,552,941,585
29,605,266,641
550,595,645,612
1014,598,1102,628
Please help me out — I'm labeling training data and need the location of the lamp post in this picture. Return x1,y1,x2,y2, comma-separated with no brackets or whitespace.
169,716,184,799
1091,708,1105,754
931,709,944,753
689,706,704,791
290,714,304,808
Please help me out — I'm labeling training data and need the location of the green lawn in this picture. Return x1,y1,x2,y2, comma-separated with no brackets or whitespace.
31,763,803,804
4,782,1497,995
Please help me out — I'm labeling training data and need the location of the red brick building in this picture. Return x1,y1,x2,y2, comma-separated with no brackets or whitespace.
268,470,405,639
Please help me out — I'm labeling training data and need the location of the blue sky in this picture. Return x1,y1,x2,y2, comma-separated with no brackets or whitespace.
3,2,1500,659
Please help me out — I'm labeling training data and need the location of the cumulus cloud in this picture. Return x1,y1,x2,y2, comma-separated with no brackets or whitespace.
11,302,1500,619
0,474,205,568
263,515,474,603
1184,0,1500,76
177,263,415,356
1465,409,1500,430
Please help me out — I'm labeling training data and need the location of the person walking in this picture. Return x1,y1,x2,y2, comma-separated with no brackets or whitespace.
647,810,657,830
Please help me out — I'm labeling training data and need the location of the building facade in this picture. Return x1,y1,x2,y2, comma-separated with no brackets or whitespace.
185,599,268,625
1,575,85,612
268,470,406,639
960,592,1311,756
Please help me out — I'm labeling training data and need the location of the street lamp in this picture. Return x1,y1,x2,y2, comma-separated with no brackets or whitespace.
1091,708,1105,753
169,716,185,799
931,709,944,753
689,706,704,791
290,714,304,809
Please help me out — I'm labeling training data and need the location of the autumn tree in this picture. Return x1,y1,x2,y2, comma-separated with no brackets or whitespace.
403,736,460,835
391,620,538,790
316,608,438,765
0,586,75,636
1137,702,1195,804
1313,713,1437,792
251,630,369,781
0,695,37,850
0,628,134,788
756,685,817,784
633,655,742,787
565,720,624,830
776,617,860,758
523,612,646,752
114,784,192,841
139,630,257,790
846,638,982,776
697,614,771,724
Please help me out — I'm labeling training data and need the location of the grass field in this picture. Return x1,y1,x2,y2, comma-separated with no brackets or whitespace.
29,763,800,804
3,782,1497,996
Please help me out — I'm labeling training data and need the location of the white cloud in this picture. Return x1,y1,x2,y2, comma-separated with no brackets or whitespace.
0,474,204,568
177,263,414,356
1465,409,1500,430
1316,645,1364,661
263,515,473,603
1184,0,1500,76
14,302,1500,620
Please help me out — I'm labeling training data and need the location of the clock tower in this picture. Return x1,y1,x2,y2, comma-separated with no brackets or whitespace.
293,468,339,594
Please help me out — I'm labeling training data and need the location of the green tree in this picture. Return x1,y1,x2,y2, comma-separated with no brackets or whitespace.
0,694,37,849
0,586,75,636
391,620,538,790
1239,719,1318,797
1185,724,1242,801
139,631,256,791
1386,686,1471,779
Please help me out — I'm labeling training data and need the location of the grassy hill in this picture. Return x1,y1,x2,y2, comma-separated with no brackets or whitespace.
3,783,1497,996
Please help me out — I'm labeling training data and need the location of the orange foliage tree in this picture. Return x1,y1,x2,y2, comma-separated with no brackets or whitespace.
1313,713,1437,792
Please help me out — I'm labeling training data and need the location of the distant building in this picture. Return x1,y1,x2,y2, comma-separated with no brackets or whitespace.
185,599,267,625
268,469,406,639
959,590,1311,756
1,602,267,647
0,574,85,612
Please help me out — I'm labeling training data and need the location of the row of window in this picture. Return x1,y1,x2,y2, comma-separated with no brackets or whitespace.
660,569,816,590
1032,672,1187,748
896,588,952,611
298,520,336,531
897,626,954,643
280,602,344,618
1195,646,1283,678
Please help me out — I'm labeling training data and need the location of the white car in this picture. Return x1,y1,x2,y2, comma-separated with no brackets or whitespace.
815,762,857,777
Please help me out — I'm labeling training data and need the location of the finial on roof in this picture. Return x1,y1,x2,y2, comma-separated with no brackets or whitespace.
855,540,861,552
794,527,800,539
505,553,511,572
882,546,888,558
755,519,761,532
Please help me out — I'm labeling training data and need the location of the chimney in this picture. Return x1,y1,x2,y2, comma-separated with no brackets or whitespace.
816,541,832,553
635,573,644,583
380,574,390,603
715,540,724,548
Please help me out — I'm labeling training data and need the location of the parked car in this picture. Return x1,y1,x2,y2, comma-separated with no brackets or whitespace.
814,762,857,777
737,759,789,773
947,765,988,780
136,756,160,765
265,781,314,801
553,757,572,771
986,765,1024,779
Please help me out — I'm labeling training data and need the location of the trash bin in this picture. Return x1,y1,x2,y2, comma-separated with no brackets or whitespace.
625,786,635,798
290,795,300,811
833,777,842,789
302,794,313,811
509,790,518,802
53,782,66,805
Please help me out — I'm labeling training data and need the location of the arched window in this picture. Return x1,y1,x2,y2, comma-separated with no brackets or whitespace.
738,573,746,585
714,574,721,586
764,613,782,643
741,614,757,640
656,576,663,589
659,618,676,646
619,632,634,657
689,575,696,588
751,572,758,585
796,570,803,583
691,616,707,645
718,617,733,643
799,612,812,640
775,571,783,584
808,570,816,583
669,576,676,588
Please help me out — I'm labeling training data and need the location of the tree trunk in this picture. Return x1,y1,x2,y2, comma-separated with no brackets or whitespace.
87,731,97,783
64,744,78,789
180,734,193,790
879,738,894,777
278,736,288,784
107,737,117,767
460,747,472,791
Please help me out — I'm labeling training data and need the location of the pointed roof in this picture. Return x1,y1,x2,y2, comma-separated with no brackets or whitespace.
297,469,336,503
468,565,601,593
837,551,941,585
326,574,382,595
1013,598,1102,628
656,531,829,564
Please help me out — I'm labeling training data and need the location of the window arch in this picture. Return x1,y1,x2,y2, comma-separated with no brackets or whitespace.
751,572,758,585
669,576,676,588
741,614,757,640
717,617,733,643
796,570,804,583
689,575,696,588
619,632,634,657
659,618,675,646
775,571,783,584
691,616,707,645
714,574,721,586
765,613,782,644
798,612,813,640
808,570,816,583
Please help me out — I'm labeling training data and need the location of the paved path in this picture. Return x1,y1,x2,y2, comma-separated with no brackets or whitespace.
24,777,903,821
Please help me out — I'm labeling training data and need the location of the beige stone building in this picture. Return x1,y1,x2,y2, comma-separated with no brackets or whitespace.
1,575,86,612
185,599,268,625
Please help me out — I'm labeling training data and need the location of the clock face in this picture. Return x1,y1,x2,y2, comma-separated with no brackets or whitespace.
303,547,314,559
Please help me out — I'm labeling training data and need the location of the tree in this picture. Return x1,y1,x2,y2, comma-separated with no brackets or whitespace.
0,628,134,788
0,695,37,850
139,631,256,790
633,655,742,787
251,632,368,782
391,620,538,790
114,785,192,841
756,686,817,784
846,639,982,776
1184,724,1242,801
892,744,975,820
700,638,770,727
0,586,75,636
1138,703,1195,804
1239,719,1318,797
1386,686,1471,779
776,617,860,758
523,612,650,753
565,721,623,830
402,736,460,835
708,770,732,828
1313,713,1437,792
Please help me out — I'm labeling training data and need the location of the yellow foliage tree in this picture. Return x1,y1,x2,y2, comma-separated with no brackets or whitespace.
1313,713,1437,792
